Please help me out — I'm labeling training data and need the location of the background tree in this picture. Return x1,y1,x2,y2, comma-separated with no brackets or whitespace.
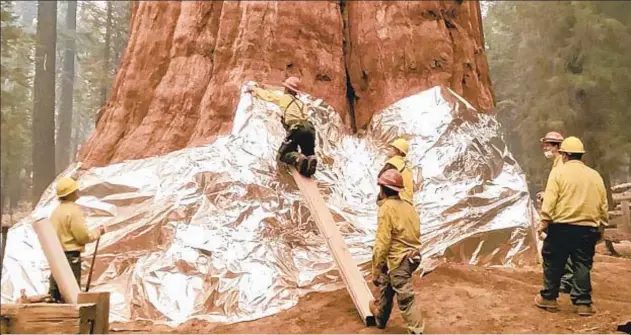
1,1,34,214
485,1,631,201
56,0,77,173
3,1,130,210
31,0,57,204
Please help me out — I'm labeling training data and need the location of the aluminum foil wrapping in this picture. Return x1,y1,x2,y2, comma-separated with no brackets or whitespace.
1,85,539,325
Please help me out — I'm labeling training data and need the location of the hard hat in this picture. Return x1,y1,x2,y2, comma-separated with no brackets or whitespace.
389,138,409,155
559,136,585,154
540,131,564,143
56,177,79,198
378,169,404,192
282,76,301,93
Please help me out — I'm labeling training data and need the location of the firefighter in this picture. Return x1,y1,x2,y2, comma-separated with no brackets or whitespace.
535,137,608,316
377,138,415,204
49,177,105,302
247,77,318,177
370,169,424,334
538,131,574,294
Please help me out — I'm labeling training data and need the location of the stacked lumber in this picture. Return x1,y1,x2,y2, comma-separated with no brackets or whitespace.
1,292,110,334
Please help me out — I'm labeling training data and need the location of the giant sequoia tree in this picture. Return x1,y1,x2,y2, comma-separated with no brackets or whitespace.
78,1,493,168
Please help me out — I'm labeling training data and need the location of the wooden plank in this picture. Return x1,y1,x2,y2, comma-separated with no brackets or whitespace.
32,219,81,304
621,200,631,234
2,303,82,319
0,303,96,334
78,292,110,334
9,319,81,334
290,168,375,326
613,192,631,202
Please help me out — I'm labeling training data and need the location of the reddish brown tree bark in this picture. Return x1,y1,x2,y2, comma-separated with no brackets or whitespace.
79,1,493,168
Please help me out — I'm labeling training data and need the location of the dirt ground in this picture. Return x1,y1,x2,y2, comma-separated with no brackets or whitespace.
112,252,631,334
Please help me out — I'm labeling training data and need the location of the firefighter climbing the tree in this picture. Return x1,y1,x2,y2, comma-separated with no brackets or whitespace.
537,131,574,294
370,169,424,334
247,76,318,177
49,177,105,302
378,138,415,204
535,137,608,316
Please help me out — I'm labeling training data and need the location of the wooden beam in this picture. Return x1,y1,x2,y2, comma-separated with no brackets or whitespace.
290,168,375,326
78,292,110,334
1,303,96,334
613,192,631,202
621,200,631,234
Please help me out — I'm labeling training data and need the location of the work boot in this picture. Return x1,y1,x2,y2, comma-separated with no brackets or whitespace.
576,304,596,316
296,155,310,177
305,155,318,177
369,304,385,329
534,294,559,312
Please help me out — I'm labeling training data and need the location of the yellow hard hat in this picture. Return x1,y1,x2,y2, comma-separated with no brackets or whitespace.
390,138,409,155
56,177,79,198
559,136,585,154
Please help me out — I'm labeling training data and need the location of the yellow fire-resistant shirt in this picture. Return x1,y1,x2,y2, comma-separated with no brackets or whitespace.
252,87,308,127
381,155,415,204
50,201,100,252
541,160,609,227
551,155,563,172
372,196,422,278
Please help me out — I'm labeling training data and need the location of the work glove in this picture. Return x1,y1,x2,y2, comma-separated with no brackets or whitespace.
597,223,606,243
372,277,381,287
245,83,259,94
537,221,549,240
372,272,384,287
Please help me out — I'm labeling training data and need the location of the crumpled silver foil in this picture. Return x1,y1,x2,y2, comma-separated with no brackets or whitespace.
1,84,538,326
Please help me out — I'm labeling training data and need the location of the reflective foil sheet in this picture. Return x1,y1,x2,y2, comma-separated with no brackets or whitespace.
1,85,538,325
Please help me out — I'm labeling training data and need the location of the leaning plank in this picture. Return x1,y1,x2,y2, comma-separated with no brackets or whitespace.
33,219,81,304
290,168,375,325
1,303,96,334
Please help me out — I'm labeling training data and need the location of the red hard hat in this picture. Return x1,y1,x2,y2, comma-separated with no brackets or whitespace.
378,169,404,192
283,76,301,92
540,131,564,143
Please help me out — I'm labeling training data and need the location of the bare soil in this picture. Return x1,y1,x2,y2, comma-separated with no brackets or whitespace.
113,254,631,334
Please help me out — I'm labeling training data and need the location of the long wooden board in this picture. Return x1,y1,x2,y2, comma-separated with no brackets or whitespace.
33,219,80,304
1,303,96,334
290,168,375,325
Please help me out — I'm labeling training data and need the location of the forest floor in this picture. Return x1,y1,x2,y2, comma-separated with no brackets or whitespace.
113,245,631,334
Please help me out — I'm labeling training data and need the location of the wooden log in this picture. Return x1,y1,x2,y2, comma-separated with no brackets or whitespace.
290,168,375,326
610,210,623,217
32,219,80,304
16,289,53,304
612,192,631,202
78,292,110,334
0,303,96,334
